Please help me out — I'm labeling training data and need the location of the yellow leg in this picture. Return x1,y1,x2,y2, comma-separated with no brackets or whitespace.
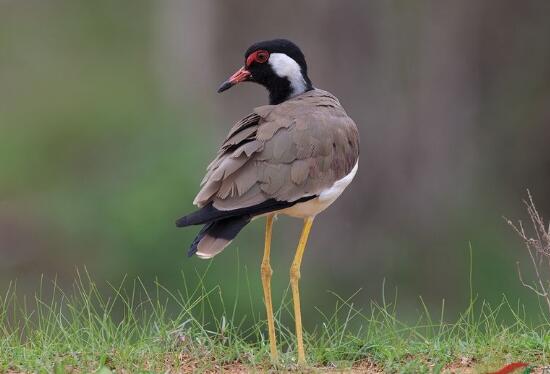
290,217,314,365
261,215,278,361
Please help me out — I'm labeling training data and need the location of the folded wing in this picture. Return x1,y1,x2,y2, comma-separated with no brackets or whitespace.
194,89,360,211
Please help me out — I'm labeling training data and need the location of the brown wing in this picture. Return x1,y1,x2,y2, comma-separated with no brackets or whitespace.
193,89,360,211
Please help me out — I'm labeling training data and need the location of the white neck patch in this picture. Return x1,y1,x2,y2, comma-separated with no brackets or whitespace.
268,53,307,97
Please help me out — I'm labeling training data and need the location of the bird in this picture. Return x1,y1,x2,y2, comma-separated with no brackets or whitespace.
176,39,359,365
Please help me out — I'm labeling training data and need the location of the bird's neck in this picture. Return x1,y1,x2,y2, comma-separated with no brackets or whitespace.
267,74,313,105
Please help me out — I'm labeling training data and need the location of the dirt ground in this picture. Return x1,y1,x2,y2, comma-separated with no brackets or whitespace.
4,358,547,373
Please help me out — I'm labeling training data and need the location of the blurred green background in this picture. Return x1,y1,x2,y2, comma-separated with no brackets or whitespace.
1,0,550,324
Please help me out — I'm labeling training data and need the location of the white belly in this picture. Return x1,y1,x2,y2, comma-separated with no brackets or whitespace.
280,162,358,218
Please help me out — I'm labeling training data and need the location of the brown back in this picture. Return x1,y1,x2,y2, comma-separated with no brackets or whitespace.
194,89,360,211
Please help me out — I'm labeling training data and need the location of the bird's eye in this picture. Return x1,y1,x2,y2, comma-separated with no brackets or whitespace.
255,51,269,64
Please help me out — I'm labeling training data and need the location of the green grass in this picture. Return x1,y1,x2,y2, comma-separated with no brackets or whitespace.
1,267,549,373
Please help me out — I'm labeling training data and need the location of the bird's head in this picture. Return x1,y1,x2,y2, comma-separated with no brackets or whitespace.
218,39,314,105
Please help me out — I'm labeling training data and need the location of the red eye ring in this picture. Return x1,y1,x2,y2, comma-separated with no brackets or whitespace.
246,50,270,66
255,51,269,63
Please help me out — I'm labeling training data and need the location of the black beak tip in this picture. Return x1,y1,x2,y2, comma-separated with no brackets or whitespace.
217,81,233,93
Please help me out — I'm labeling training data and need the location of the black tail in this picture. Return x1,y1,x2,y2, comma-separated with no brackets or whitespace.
175,197,315,228
188,215,251,258
176,196,315,258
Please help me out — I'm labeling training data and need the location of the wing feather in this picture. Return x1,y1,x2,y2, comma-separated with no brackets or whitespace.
193,89,360,212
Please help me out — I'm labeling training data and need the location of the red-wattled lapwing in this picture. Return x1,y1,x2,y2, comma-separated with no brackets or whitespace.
176,39,359,364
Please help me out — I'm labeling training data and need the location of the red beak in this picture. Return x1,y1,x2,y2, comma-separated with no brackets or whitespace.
218,67,251,93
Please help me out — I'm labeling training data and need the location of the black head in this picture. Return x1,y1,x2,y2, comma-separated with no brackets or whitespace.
218,39,314,105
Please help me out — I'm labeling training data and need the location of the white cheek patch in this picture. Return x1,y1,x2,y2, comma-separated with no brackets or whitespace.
268,53,307,97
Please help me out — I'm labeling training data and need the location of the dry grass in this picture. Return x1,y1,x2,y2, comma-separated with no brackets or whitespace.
506,190,550,315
